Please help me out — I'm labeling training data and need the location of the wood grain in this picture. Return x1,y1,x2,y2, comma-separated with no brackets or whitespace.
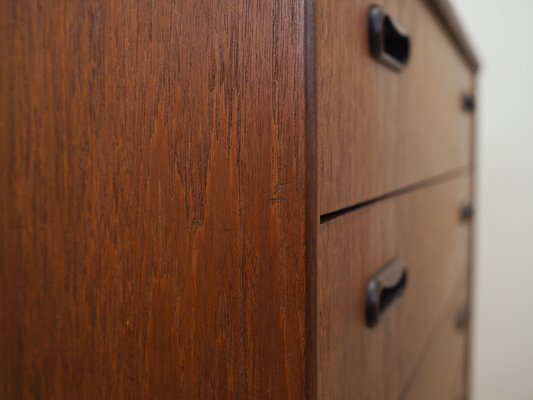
317,176,472,399
317,0,475,215
400,284,468,400
0,1,310,398
0,0,479,397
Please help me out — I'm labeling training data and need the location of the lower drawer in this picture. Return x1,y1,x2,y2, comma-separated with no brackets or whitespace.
401,284,469,400
317,177,472,399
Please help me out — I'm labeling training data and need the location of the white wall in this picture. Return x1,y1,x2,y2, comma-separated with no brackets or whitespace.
450,1,533,399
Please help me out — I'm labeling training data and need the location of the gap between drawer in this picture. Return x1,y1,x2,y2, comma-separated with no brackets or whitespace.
320,165,471,224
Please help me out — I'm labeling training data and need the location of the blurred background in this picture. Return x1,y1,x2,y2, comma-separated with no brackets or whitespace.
450,1,533,399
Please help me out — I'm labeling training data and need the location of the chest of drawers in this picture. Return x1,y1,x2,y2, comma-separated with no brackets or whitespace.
314,1,477,398
1,0,477,398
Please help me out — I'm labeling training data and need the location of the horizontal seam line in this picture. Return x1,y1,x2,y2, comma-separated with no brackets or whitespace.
320,166,471,224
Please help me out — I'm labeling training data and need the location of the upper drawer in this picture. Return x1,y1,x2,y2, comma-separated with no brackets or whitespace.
317,176,472,399
317,0,475,215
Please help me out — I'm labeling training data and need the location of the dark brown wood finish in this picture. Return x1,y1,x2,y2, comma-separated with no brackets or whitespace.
305,0,319,397
318,177,472,399
400,284,469,400
0,0,480,398
0,1,310,398
317,0,475,215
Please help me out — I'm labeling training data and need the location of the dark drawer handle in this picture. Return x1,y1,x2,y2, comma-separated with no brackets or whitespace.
368,6,410,71
366,258,408,328
460,201,475,222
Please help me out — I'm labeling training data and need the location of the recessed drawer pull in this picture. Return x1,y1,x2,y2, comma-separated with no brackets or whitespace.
460,201,475,222
462,93,476,112
455,303,470,331
368,6,410,71
366,258,408,328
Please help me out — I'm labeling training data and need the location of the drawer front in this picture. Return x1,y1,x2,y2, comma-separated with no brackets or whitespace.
401,285,469,400
317,0,474,215
317,177,471,399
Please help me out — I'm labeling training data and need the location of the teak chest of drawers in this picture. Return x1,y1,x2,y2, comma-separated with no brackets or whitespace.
1,0,477,398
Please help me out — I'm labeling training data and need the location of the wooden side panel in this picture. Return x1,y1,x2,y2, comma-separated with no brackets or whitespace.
317,177,471,399
316,0,474,214
0,1,308,398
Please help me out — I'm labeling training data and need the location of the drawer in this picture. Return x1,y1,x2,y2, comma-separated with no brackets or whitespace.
401,285,469,400
317,177,471,399
317,0,475,215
